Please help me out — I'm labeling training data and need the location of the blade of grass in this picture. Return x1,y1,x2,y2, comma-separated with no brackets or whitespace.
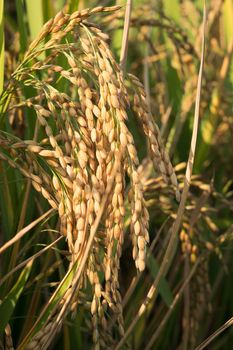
0,209,54,255
147,255,173,307
115,2,206,348
17,257,79,350
0,236,63,287
0,260,33,335
25,0,44,41
0,163,14,237
42,0,55,22
16,0,28,53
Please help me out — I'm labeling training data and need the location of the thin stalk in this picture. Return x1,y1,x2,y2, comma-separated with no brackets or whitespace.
0,209,54,255
143,38,151,113
0,236,63,286
120,0,132,74
195,317,233,350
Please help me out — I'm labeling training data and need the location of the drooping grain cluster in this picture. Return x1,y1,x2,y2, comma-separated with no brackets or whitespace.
0,6,179,349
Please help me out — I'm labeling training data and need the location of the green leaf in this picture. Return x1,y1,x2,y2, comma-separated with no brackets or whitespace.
25,0,44,41
18,260,79,349
0,163,15,237
147,255,173,307
67,0,79,13
42,0,55,22
16,0,28,53
0,260,32,335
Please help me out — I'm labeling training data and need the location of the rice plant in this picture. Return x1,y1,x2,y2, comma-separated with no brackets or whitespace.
0,1,233,350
